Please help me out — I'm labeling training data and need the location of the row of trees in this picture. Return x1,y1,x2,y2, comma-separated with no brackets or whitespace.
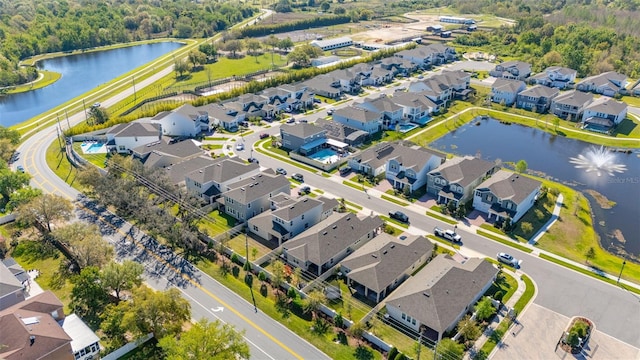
237,14,352,38
0,0,258,87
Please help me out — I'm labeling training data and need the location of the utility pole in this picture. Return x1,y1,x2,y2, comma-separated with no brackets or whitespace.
82,99,88,121
64,109,71,128
617,259,627,283
246,232,258,313
132,76,137,102
271,30,275,68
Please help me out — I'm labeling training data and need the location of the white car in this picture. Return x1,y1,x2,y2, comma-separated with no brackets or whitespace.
235,142,244,151
497,252,521,267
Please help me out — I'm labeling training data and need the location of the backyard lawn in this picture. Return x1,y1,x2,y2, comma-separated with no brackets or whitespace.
198,209,236,237
324,276,375,323
226,234,273,261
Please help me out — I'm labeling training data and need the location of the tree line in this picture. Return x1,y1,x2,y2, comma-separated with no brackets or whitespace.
0,0,258,87
237,14,352,38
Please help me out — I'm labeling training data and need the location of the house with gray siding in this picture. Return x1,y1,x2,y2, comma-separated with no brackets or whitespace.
185,157,261,203
516,85,559,113
385,144,445,193
203,103,246,131
356,96,405,130
280,123,327,153
489,61,531,80
341,234,433,303
333,106,383,135
314,118,369,146
529,66,577,89
427,156,497,206
391,92,438,124
550,90,594,120
282,213,384,276
491,78,526,106
576,71,627,96
0,260,25,311
379,57,418,76
221,172,291,222
395,44,457,69
385,255,497,341
581,96,628,132
472,170,542,223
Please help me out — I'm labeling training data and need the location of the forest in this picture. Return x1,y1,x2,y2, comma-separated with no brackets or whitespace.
0,0,257,87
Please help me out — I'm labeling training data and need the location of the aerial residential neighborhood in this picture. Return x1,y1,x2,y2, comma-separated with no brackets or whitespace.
1,1,639,360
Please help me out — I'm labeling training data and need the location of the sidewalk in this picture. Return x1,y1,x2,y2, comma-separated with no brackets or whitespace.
464,268,527,360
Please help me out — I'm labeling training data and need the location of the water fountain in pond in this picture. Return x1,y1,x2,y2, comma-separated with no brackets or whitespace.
569,146,627,177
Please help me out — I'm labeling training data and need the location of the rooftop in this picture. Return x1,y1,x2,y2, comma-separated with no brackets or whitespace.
429,156,496,187
224,172,290,204
476,170,542,204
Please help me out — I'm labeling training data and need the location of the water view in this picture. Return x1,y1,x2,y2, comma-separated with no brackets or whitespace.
430,117,640,256
0,41,184,127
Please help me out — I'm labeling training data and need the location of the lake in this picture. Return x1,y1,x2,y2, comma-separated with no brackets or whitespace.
430,117,640,256
0,42,184,127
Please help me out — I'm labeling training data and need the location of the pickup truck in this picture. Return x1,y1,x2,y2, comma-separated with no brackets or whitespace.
433,226,462,243
388,211,409,223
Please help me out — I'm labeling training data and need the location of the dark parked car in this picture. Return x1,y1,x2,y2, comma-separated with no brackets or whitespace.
259,133,269,139
298,186,311,195
292,173,304,182
388,211,409,223
248,157,259,164
339,167,351,175
286,118,295,124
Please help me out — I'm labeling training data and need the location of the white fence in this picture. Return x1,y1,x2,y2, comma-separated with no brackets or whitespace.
102,333,153,360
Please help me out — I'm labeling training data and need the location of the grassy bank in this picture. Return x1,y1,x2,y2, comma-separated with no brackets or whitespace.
4,70,61,94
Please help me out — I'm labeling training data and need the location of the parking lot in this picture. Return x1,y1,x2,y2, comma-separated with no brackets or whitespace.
492,303,640,360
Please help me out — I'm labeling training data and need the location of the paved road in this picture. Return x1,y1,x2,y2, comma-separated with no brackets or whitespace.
237,90,640,349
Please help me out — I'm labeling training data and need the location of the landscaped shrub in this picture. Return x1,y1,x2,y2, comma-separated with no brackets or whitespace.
494,290,504,303
244,273,253,286
232,265,240,278
387,347,398,360
231,253,240,264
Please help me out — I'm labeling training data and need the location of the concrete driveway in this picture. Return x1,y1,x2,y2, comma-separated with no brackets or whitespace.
491,303,639,360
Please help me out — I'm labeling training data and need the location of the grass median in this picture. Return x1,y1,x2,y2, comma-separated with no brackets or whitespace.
425,210,457,225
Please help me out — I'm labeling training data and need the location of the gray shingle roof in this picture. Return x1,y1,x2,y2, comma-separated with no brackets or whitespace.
492,78,526,93
281,123,326,139
174,103,208,121
518,85,559,98
164,156,219,184
224,172,290,204
107,122,161,138
133,138,204,160
386,255,497,335
284,213,383,266
476,170,542,204
391,92,438,109
341,234,433,293
352,142,444,171
496,60,531,74
584,96,627,115
552,90,594,107
362,97,402,113
429,156,496,187
577,71,626,91
0,261,23,298
272,197,323,221
334,106,381,123
186,157,259,184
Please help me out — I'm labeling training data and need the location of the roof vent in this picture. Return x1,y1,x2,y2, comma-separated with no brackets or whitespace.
251,177,256,180
390,244,395,249
383,250,388,255
423,292,430,297
30,335,35,346
241,187,245,191
322,231,328,235
332,225,337,229
22,317,39,325
371,254,378,258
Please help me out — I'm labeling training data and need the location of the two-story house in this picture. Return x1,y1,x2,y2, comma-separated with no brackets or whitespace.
550,90,594,120
280,123,327,154
385,144,445,193
581,96,628,132
185,157,261,203
516,85,560,113
489,61,532,80
379,57,418,76
394,44,456,69
491,78,527,106
529,66,577,89
221,172,291,222
385,255,497,342
341,234,433,303
132,137,205,169
303,75,342,99
355,96,404,129
248,196,331,246
576,71,627,96
105,122,161,154
472,170,542,223
391,92,438,124
333,106,383,135
0,261,25,311
314,118,370,147
150,103,208,137
278,83,316,111
203,103,246,132
282,213,384,276
427,156,497,206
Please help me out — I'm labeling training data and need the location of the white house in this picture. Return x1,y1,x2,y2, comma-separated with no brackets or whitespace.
355,96,404,130
581,96,628,126
529,66,577,89
151,103,207,137
491,78,527,106
333,106,383,135
472,170,542,223
310,36,353,51
106,122,161,153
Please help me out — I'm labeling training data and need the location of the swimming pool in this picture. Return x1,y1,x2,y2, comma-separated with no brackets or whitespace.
308,148,340,164
398,123,419,133
81,142,107,154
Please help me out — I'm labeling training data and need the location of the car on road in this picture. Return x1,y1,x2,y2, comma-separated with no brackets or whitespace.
248,157,259,164
259,133,269,139
327,108,334,115
286,118,295,124
92,102,101,108
276,167,287,175
497,252,520,267
388,211,409,223
292,173,304,182
298,186,311,195
433,226,462,243
16,165,25,173
339,167,351,175
235,142,244,151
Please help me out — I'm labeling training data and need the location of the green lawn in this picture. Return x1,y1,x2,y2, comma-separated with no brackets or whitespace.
46,141,82,190
72,142,108,168
202,144,223,150
324,277,374,323
343,180,367,191
426,234,460,250
343,199,363,210
380,216,409,229
380,194,408,206
425,211,457,225
226,234,273,261
198,209,235,237
484,272,519,305
5,70,62,94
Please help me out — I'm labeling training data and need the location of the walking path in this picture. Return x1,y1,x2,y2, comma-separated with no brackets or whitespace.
529,194,563,245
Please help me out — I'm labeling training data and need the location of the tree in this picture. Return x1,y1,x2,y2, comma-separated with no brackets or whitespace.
174,59,189,77
475,297,495,322
54,223,114,269
16,194,73,233
70,266,110,329
0,165,30,204
275,0,293,12
288,48,311,68
349,321,365,344
245,39,262,63
457,315,481,342
436,338,464,360
320,2,331,11
199,43,218,61
553,117,560,131
0,139,16,163
121,286,191,339
520,221,534,235
303,289,325,319
101,260,144,302
6,186,41,211
224,39,244,58
159,318,250,360
277,37,294,52
89,106,109,125
515,159,528,174
271,260,286,290
585,247,596,264
187,50,206,69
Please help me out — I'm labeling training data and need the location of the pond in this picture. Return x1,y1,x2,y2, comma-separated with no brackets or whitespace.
0,41,184,127
430,117,640,256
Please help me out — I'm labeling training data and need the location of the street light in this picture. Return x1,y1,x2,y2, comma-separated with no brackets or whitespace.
617,259,627,283
132,76,137,102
